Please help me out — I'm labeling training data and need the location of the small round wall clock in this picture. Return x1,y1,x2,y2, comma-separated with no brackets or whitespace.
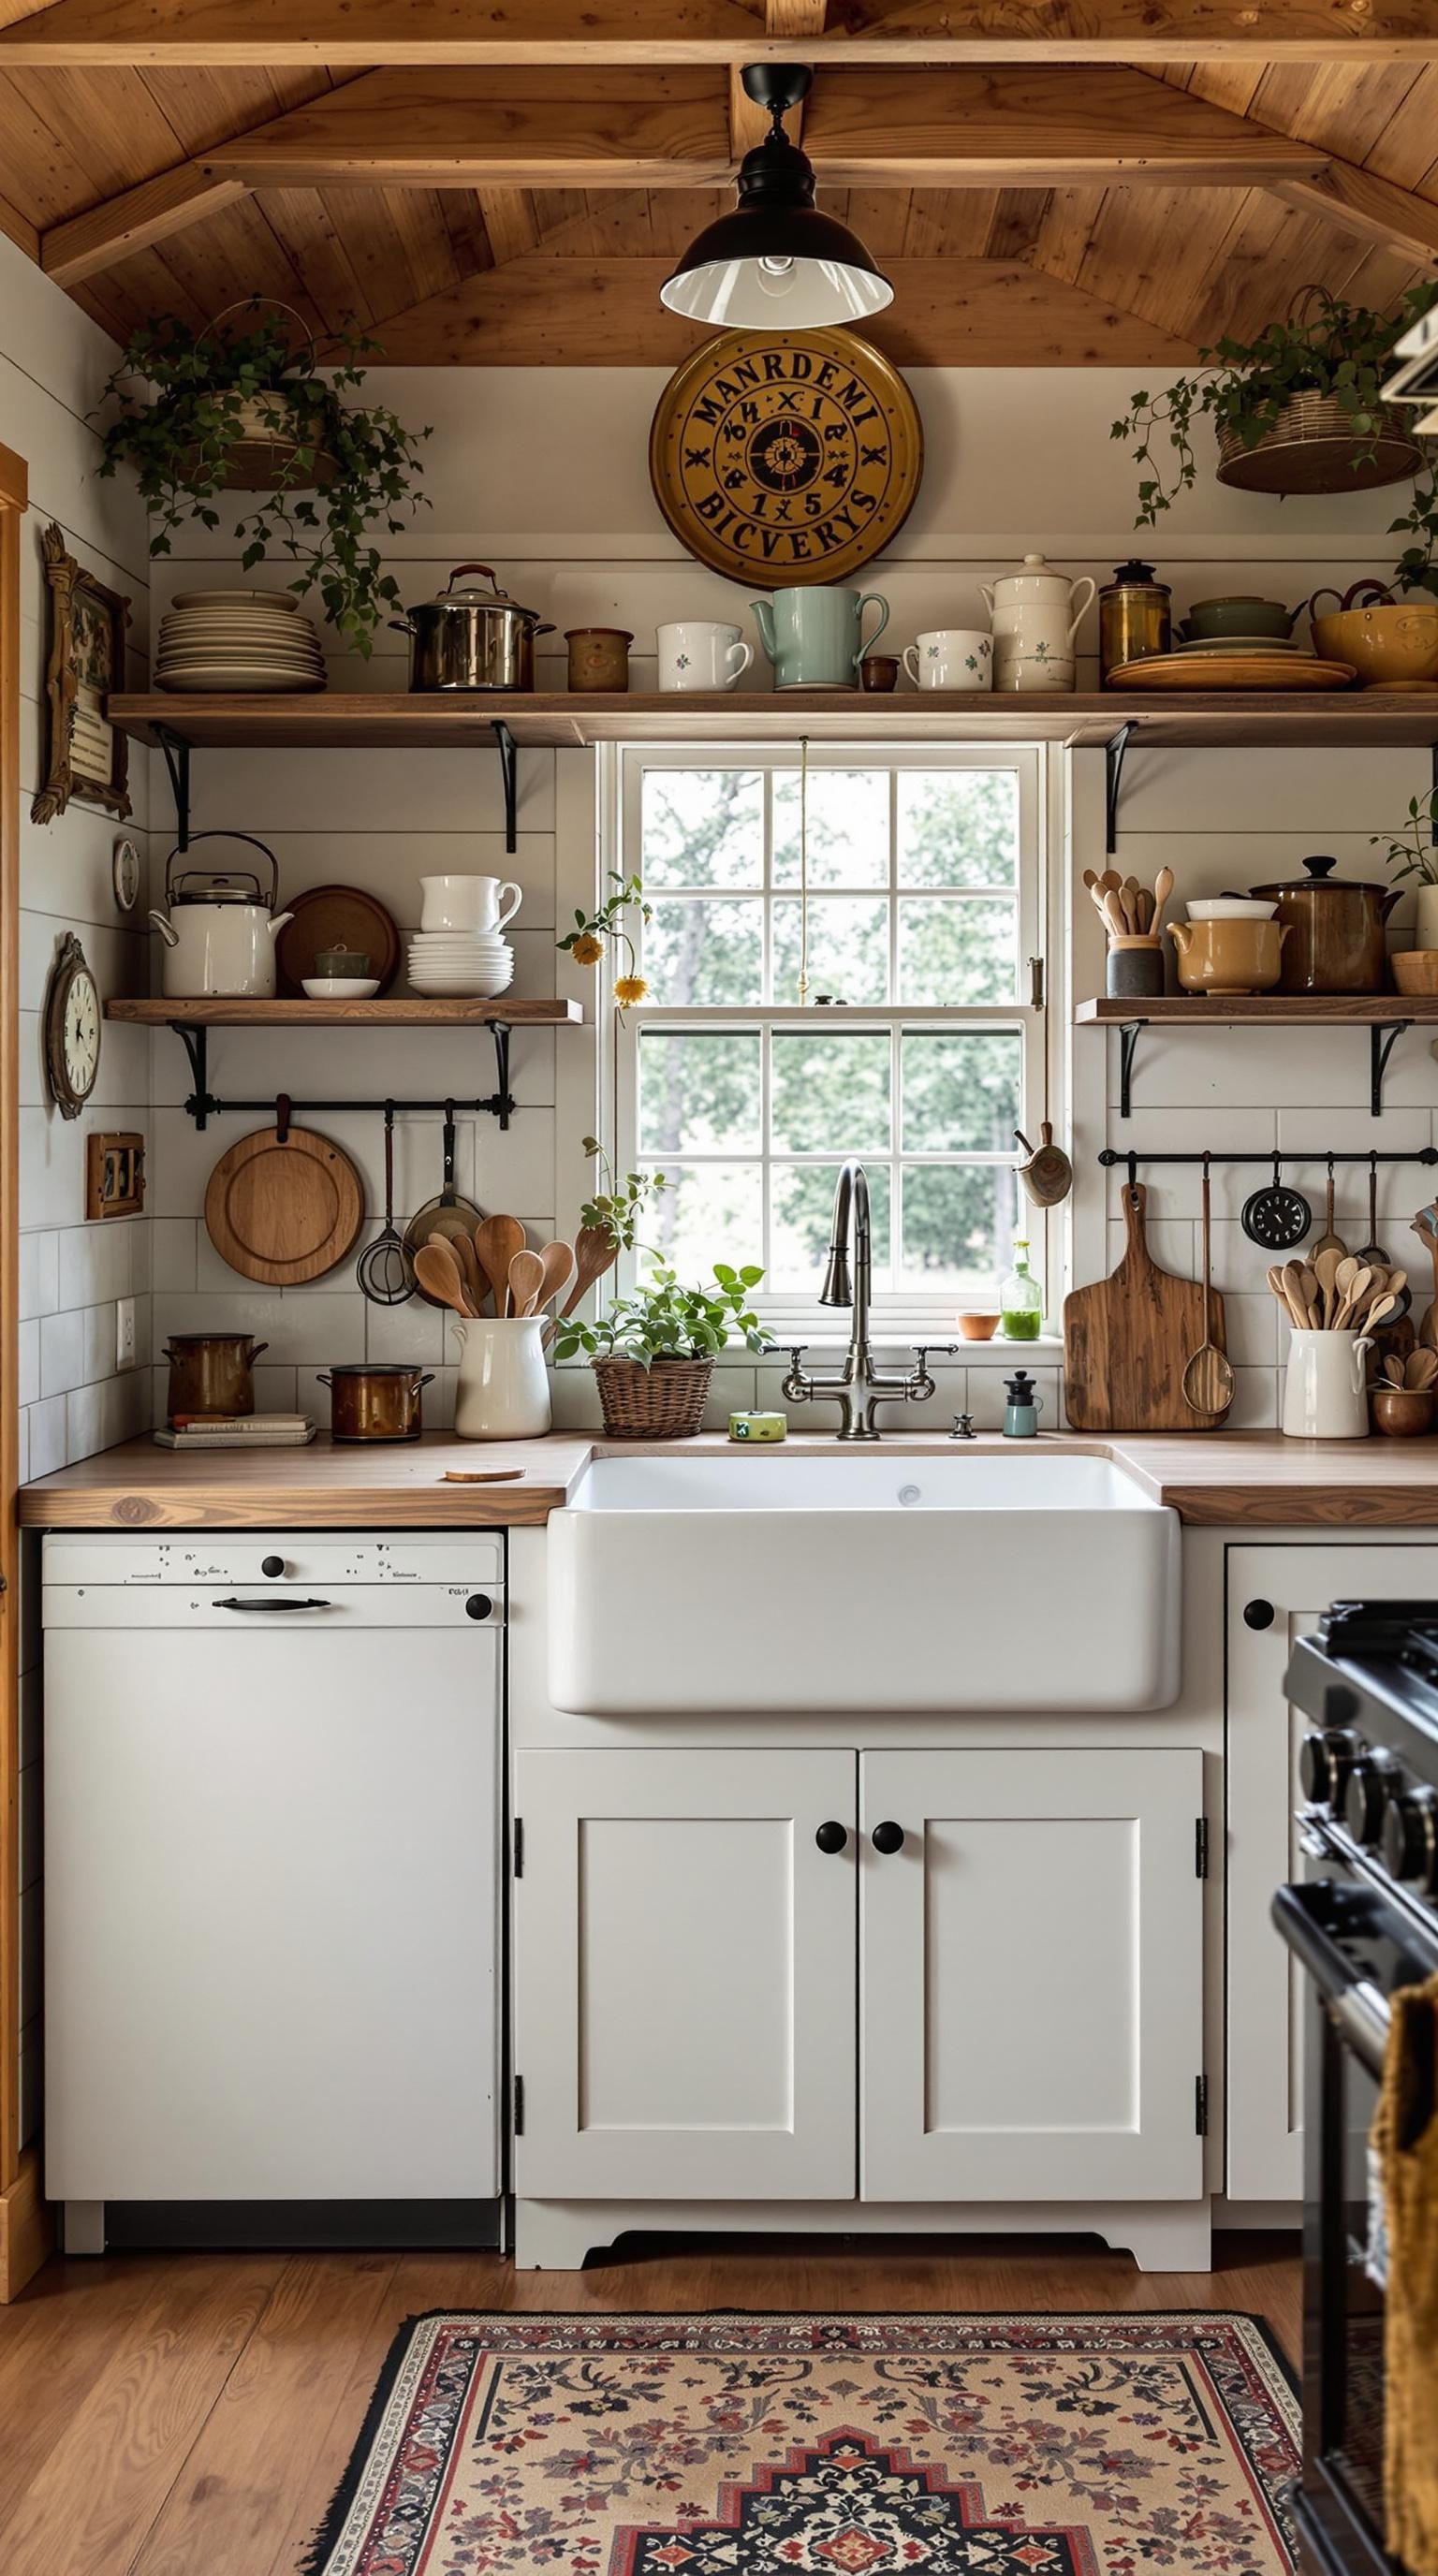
44,931,101,1121
649,326,924,589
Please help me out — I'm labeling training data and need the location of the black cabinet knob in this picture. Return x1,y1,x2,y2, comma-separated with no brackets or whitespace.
872,1820,905,1855
465,1593,493,1621
814,1821,848,1855
261,1555,286,1578
1243,1599,1275,1631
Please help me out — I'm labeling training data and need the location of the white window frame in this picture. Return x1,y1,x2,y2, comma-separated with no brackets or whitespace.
582,739,1050,1338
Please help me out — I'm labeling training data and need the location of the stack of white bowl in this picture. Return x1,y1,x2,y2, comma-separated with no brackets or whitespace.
407,872,521,999
154,588,327,694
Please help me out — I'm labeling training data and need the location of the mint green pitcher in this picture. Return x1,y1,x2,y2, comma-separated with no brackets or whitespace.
752,586,889,691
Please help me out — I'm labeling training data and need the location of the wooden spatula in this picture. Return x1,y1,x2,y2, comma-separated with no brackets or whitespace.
451,1231,488,1317
414,1238,472,1319
535,1237,577,1312
544,1223,617,1347
474,1213,525,1314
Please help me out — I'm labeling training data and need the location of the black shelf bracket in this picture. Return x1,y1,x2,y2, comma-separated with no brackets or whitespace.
165,1017,516,1131
1104,720,1136,857
154,724,193,850
493,719,518,856
1371,1020,1412,1118
1118,1018,1142,1120
175,1023,211,1129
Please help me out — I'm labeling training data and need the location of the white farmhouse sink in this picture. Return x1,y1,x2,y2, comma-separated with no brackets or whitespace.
548,1448,1180,1716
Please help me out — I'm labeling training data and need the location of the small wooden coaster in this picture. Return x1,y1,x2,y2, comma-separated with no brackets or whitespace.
439,1468,525,1483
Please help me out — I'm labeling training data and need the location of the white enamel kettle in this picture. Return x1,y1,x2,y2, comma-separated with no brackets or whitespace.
149,833,293,999
980,553,1096,694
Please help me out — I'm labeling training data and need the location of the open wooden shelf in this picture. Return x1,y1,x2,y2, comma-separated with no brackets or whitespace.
108,688,1438,752
1077,995,1438,1025
105,997,582,1027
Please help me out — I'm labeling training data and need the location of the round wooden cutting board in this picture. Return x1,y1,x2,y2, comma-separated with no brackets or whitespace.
649,326,923,589
204,1124,365,1285
276,885,402,996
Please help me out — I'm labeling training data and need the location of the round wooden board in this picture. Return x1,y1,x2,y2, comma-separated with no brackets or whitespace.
276,885,403,996
204,1124,365,1284
648,326,923,590
1111,651,1357,693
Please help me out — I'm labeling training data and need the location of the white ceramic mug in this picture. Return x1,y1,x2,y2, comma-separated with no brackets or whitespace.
902,630,993,692
1282,1329,1374,1441
452,1316,552,1441
657,622,754,693
419,874,522,934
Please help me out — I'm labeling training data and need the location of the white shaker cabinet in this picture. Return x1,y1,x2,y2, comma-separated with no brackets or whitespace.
861,1749,1205,2204
1225,1542,1438,2203
512,1749,858,2201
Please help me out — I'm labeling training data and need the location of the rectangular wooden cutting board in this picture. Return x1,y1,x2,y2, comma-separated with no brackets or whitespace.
1064,1180,1227,1432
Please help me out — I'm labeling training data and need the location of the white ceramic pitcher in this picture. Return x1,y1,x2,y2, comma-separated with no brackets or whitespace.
453,1315,551,1440
1282,1329,1374,1441
980,554,1095,693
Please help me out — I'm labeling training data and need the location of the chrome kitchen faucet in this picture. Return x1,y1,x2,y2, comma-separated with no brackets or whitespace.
782,1159,956,1441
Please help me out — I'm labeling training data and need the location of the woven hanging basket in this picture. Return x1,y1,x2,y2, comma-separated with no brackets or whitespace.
201,393,341,492
592,1354,714,1440
1216,392,1420,497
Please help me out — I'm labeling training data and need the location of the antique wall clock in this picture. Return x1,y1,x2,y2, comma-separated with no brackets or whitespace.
649,326,923,589
44,932,102,1120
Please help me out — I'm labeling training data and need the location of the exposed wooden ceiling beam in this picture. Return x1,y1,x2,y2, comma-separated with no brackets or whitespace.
369,252,1196,365
200,66,1328,192
41,159,247,284
6,0,1438,66
1269,163,1438,269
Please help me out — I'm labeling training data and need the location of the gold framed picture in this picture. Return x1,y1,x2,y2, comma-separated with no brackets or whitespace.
31,520,131,826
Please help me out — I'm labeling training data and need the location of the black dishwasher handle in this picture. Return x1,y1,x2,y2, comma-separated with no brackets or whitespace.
213,1596,333,1613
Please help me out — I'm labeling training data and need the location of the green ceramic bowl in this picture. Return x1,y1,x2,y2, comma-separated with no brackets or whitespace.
1181,595,1293,641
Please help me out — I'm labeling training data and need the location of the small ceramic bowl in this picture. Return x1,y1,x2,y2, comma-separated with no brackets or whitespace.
1183,595,1294,641
1391,949,1438,996
957,1311,1000,1341
1186,898,1277,922
1372,1385,1435,1437
301,976,381,1000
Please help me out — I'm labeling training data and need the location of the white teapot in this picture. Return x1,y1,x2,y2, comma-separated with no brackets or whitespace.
980,554,1096,694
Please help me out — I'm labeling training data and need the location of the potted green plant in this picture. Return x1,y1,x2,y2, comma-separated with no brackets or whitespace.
1372,788,1438,963
555,1263,770,1438
1113,283,1438,593
95,300,430,652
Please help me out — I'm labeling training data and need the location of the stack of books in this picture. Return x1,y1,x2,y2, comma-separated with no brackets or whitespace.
154,1413,316,1451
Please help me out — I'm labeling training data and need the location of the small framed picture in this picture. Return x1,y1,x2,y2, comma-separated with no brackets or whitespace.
31,520,131,827
85,1133,146,1222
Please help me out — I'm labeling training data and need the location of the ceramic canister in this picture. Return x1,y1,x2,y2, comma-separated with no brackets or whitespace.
453,1315,552,1440
902,630,992,691
751,587,888,690
1283,1330,1374,1440
980,554,1095,694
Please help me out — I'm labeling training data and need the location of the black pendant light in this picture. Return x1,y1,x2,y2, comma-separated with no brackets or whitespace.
660,65,893,330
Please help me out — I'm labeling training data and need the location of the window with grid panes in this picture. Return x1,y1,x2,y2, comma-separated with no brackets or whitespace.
609,747,1046,1321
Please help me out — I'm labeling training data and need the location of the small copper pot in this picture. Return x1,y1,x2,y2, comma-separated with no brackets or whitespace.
164,1331,268,1422
318,1365,434,1442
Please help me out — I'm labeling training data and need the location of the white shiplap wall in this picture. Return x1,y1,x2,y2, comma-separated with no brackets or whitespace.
148,365,1435,1436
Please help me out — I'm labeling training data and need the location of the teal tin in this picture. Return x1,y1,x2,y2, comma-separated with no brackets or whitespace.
751,585,889,691
1002,1369,1044,1438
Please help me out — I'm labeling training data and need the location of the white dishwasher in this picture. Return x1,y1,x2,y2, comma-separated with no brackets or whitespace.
43,1531,503,2247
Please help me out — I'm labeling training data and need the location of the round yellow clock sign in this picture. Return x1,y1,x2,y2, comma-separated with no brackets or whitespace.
649,327,924,589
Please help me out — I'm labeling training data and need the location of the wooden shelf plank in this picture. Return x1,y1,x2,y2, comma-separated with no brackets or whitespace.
107,689,1438,753
104,997,582,1026
1077,996,1438,1024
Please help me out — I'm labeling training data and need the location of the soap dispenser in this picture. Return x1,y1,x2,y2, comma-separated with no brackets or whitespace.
1002,1369,1044,1438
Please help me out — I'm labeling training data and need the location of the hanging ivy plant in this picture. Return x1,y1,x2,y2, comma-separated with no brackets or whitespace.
1111,282,1438,594
95,300,431,652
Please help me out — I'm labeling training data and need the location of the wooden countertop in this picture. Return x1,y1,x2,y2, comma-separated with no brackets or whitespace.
17,1428,1438,1530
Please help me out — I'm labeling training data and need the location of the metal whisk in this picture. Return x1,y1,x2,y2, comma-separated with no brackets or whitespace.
356,1104,416,1306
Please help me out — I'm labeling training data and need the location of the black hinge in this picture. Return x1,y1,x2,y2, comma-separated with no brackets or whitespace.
1196,2074,1209,2136
513,2074,524,2136
513,1816,523,1879
1029,955,1045,1010
1196,1816,1210,1879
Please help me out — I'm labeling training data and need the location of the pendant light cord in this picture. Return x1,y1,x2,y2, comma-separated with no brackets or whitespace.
797,735,810,1005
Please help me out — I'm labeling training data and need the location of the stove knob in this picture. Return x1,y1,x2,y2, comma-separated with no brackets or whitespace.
1299,1728,1358,1808
1383,1789,1438,1888
1344,1755,1394,1847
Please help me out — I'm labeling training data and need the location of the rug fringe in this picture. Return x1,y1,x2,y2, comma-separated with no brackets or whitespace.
301,2310,456,2576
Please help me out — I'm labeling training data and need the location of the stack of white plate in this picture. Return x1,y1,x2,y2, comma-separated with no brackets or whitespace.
406,932,514,999
155,588,327,694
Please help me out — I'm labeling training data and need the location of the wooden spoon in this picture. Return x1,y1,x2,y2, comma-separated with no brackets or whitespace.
1408,1347,1438,1391
1122,874,1143,932
535,1237,577,1312
1362,1290,1401,1338
1100,889,1129,941
544,1223,617,1348
1385,1353,1409,1388
1280,1260,1314,1332
1152,864,1174,924
507,1247,546,1317
1312,1243,1344,1326
1333,1264,1375,1330
450,1231,488,1318
1181,1162,1234,1420
413,1239,473,1319
474,1213,526,1315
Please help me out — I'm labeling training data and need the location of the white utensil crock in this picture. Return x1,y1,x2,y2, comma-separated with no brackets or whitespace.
1282,1329,1374,1440
657,622,753,692
980,553,1095,693
419,875,522,933
453,1316,552,1441
902,630,992,691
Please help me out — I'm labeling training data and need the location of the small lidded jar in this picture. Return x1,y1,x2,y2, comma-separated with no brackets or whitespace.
1099,560,1172,681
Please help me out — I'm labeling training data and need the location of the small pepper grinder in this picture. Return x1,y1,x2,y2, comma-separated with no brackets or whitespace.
1002,1369,1045,1438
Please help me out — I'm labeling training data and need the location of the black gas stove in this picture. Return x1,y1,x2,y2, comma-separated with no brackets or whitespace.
1277,1601,1438,2576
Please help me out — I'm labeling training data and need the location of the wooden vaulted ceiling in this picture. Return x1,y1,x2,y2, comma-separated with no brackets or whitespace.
0,4,1435,362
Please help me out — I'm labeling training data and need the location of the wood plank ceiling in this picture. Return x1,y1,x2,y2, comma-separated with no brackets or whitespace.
0,4,1433,361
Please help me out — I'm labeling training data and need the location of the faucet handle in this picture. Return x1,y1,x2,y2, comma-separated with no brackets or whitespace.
910,1343,959,1376
781,1343,809,1384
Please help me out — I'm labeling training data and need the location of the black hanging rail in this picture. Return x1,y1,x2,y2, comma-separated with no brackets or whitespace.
174,1022,514,1134
1099,1146,1438,1170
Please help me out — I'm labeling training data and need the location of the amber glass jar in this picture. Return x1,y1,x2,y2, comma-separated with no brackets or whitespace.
1099,560,1171,681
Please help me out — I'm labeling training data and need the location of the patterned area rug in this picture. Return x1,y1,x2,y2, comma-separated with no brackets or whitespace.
304,2312,1299,2576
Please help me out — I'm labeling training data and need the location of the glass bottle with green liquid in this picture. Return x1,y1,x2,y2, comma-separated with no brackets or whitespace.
1000,1237,1043,1341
